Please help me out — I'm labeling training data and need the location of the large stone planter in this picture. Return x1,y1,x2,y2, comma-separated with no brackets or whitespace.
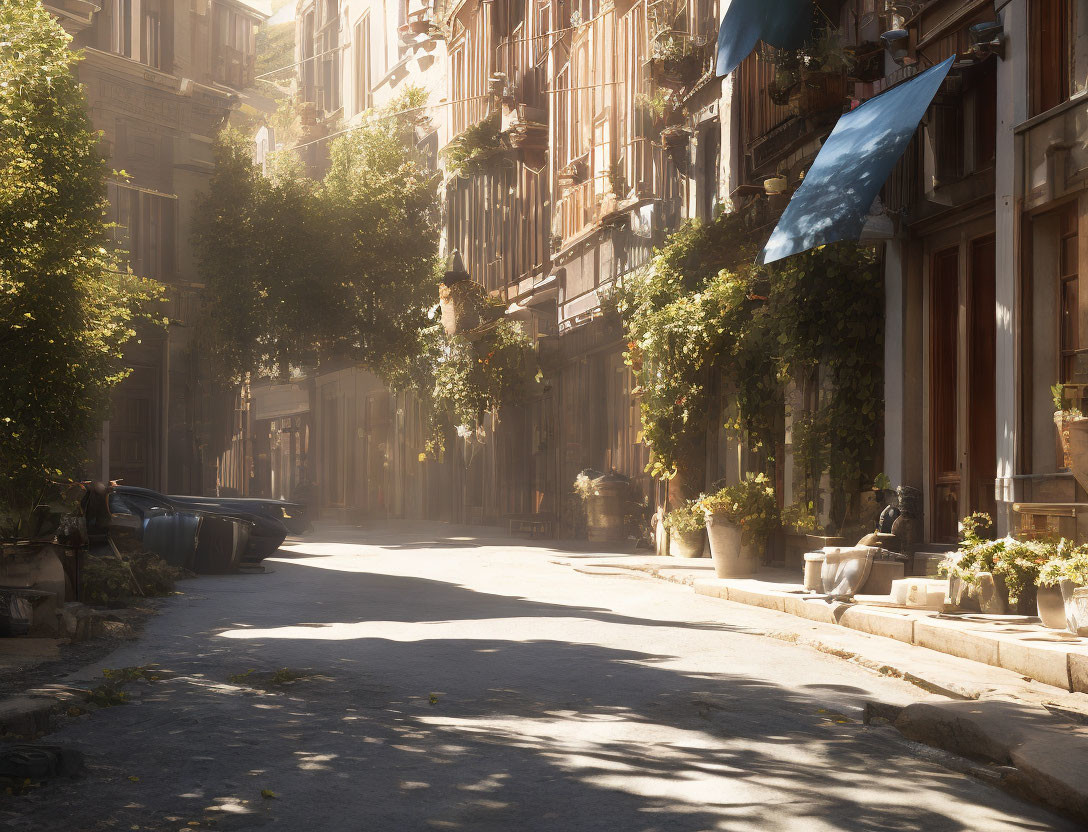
668,528,705,558
948,571,1006,614
1037,583,1068,629
704,513,758,577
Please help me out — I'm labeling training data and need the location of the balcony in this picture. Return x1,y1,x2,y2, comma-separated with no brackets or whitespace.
1019,95,1088,212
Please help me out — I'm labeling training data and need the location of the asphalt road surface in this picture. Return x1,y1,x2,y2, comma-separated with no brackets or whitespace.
8,524,1079,831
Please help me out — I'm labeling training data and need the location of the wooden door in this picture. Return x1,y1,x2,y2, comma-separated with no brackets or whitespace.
930,246,960,542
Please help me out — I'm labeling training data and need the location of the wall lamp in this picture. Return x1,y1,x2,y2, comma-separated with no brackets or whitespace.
969,21,1006,60
880,29,911,66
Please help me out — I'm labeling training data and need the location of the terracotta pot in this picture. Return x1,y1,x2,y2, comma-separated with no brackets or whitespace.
704,512,758,577
669,528,705,558
1037,583,1068,629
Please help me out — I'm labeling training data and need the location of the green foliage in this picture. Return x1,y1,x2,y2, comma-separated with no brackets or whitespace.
781,500,821,533
939,513,1053,604
426,318,535,433
194,89,440,384
102,665,161,683
82,550,187,607
1040,546,1088,587
614,209,882,529
615,211,757,480
664,499,706,534
700,473,779,543
0,0,160,530
768,243,884,523
442,112,507,177
255,21,295,80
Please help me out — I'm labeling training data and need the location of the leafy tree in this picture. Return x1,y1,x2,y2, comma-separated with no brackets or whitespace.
0,0,159,533
321,87,441,381
194,89,439,384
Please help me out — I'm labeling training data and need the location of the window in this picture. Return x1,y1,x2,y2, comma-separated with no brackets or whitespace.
1059,204,1084,383
105,0,170,70
110,0,132,58
354,15,372,114
108,182,177,281
1031,0,1073,116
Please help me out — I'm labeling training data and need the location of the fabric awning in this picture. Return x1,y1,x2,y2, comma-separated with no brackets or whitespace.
758,56,955,265
716,0,811,79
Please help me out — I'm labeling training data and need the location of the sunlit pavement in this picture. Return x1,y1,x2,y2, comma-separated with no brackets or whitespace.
9,523,1079,831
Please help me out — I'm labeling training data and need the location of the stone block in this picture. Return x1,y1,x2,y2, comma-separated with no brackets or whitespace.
692,578,727,599
781,594,839,624
1010,736,1088,825
0,696,55,738
913,618,1001,667
839,606,916,643
724,584,786,612
1068,650,1088,694
998,638,1073,691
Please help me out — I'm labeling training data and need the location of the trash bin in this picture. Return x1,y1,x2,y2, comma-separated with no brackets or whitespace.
586,472,628,543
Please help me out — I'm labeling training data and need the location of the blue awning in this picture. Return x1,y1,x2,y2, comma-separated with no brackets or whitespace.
716,0,811,79
758,56,955,265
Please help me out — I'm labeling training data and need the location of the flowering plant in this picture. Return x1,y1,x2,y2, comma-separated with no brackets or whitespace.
1039,544,1088,587
699,473,779,543
664,500,706,535
939,513,1055,604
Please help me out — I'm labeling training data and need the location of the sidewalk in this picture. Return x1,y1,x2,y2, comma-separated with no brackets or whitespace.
547,551,1088,696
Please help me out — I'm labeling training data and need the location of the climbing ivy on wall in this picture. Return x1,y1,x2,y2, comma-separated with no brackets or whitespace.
613,208,884,527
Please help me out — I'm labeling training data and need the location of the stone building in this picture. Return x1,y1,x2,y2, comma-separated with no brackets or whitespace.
47,0,268,494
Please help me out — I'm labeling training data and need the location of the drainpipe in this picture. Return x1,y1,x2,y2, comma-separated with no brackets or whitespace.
161,330,170,492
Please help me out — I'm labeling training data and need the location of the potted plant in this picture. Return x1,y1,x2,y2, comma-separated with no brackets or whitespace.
664,500,706,558
939,513,1048,615
699,474,778,578
1052,382,1085,470
1038,544,1088,634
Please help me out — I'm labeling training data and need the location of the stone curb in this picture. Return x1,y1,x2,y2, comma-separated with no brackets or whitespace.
0,695,57,739
690,577,1088,694
891,700,1088,825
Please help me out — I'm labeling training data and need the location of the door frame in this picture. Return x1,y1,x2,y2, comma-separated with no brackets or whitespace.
922,216,997,542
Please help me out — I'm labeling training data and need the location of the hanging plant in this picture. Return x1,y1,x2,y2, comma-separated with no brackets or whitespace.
612,207,883,529
442,112,508,177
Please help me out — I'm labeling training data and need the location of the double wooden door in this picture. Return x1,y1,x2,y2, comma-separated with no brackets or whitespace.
929,234,997,542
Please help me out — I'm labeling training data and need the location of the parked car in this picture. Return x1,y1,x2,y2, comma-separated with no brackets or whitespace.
83,485,305,569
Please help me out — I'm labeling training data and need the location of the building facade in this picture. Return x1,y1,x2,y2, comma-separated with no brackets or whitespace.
48,0,267,494
237,0,1088,564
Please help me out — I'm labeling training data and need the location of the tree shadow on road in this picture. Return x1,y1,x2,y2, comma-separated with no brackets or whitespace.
12,563,1074,832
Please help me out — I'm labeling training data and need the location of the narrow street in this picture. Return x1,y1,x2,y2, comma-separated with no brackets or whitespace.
12,526,1078,832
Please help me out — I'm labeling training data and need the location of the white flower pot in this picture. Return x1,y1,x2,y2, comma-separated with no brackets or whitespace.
704,512,758,577
669,528,705,558
1060,580,1088,635
1037,583,1068,629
